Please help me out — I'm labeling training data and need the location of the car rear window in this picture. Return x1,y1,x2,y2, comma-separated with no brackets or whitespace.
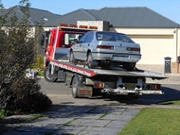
96,32,134,43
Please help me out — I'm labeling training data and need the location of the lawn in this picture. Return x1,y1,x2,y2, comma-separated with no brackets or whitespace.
118,107,180,135
159,100,180,105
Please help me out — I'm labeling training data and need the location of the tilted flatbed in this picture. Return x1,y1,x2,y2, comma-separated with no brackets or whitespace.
50,60,165,79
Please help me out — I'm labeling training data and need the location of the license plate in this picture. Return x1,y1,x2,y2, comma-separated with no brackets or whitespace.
78,87,92,97
113,56,128,60
124,83,136,90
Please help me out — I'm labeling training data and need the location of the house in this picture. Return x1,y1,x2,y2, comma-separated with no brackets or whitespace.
44,7,180,73
1,6,180,73
0,5,61,55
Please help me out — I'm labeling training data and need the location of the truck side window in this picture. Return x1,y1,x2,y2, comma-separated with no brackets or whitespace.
65,34,70,45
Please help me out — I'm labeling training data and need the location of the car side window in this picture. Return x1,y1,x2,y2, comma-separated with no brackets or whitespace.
79,32,88,43
122,35,134,43
85,32,93,43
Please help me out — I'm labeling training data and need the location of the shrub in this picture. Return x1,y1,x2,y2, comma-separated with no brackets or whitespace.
0,0,52,116
0,76,52,114
0,75,52,115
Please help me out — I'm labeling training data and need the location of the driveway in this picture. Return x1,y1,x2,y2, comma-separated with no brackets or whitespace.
1,78,180,135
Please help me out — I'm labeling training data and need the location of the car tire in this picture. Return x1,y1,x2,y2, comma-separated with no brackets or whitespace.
123,63,136,71
69,51,76,64
87,52,96,69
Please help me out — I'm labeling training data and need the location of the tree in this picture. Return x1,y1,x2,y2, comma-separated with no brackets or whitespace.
0,0,52,114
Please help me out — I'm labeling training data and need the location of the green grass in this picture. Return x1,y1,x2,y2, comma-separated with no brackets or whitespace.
159,100,180,105
37,71,44,76
29,113,44,122
0,110,5,118
118,107,180,135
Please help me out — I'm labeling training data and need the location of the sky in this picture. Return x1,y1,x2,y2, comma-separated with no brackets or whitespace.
1,0,180,24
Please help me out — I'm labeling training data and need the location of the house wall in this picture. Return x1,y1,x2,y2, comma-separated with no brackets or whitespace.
110,27,180,65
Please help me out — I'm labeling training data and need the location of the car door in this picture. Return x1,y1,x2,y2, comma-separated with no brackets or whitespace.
73,32,93,61
79,32,93,61
72,33,87,60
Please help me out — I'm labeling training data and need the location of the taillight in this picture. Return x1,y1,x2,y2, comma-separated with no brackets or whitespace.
144,84,161,90
127,47,140,51
154,84,161,90
97,45,114,50
94,81,104,88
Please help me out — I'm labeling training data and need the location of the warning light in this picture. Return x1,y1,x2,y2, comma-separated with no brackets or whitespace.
70,24,77,28
59,23,68,27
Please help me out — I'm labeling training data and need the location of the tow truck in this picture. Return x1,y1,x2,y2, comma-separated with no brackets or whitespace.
40,24,166,98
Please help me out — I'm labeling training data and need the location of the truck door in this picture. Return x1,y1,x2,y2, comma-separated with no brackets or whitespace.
45,30,56,61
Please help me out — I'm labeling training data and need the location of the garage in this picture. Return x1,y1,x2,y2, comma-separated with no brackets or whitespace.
130,35,174,64
113,28,176,65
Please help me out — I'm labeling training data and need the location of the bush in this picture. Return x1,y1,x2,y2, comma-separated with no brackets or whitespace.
0,0,52,116
29,54,44,71
0,75,52,115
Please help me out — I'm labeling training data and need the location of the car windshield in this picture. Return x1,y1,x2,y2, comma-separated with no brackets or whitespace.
96,32,134,43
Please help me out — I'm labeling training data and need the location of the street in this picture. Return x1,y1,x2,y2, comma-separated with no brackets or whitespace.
39,78,180,107
1,78,180,135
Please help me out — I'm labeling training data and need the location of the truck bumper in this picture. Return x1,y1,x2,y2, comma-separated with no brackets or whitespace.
101,88,164,95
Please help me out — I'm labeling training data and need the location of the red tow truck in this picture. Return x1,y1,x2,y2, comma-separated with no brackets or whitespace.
40,24,166,98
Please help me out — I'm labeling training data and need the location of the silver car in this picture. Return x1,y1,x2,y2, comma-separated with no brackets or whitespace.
69,31,141,70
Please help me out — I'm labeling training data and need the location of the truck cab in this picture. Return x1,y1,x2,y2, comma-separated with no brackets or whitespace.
40,24,95,67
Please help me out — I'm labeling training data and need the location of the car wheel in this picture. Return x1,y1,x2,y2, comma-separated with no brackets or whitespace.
69,51,76,64
87,52,96,69
123,63,136,71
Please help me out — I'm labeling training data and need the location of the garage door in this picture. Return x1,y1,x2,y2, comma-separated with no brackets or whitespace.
129,35,174,64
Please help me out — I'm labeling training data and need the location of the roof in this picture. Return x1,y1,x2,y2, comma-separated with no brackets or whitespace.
28,7,61,24
45,7,179,28
0,6,61,26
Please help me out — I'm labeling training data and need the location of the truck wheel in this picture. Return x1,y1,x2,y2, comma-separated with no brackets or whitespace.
87,52,96,69
71,75,79,98
44,67,57,82
123,63,136,71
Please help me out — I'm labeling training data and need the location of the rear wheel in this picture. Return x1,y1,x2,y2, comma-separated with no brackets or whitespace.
123,63,136,71
71,75,79,98
44,66,57,82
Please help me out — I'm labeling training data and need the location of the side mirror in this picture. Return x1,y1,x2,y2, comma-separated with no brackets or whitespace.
39,32,45,47
39,31,50,49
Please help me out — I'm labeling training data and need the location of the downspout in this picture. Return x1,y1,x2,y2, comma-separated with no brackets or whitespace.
176,24,179,73
176,25,179,62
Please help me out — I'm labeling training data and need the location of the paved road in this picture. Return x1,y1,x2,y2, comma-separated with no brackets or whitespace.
1,78,180,135
40,78,180,106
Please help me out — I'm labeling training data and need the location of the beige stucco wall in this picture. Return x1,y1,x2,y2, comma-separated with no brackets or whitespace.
110,27,180,65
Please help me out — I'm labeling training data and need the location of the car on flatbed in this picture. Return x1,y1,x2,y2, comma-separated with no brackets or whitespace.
69,31,141,70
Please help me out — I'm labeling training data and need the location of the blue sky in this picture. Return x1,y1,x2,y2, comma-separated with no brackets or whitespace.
1,0,180,24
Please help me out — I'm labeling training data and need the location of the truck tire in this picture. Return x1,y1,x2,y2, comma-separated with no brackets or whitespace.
71,75,79,98
44,67,57,82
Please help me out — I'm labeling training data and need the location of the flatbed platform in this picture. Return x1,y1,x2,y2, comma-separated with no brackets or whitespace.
50,60,166,79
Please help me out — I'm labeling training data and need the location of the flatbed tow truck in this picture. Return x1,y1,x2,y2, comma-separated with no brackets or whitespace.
40,24,166,99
